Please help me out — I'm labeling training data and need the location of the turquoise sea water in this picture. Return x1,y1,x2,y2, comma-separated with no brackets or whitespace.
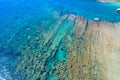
0,0,120,79
52,0,120,22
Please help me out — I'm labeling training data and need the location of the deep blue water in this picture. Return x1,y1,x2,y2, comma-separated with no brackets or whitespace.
0,0,120,79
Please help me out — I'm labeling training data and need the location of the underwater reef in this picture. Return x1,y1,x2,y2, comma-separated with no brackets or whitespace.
0,0,120,80
5,12,120,80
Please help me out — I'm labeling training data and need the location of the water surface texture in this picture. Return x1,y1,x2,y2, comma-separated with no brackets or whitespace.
0,0,120,80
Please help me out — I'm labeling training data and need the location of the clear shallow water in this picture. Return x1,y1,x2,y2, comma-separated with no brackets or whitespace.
0,0,120,79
